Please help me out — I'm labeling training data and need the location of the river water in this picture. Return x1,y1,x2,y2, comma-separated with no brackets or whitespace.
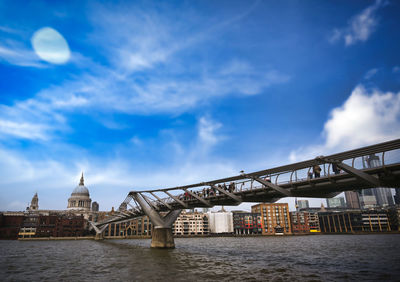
1,235,399,281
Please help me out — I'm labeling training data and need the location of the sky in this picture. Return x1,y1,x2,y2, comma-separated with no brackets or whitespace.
0,0,400,212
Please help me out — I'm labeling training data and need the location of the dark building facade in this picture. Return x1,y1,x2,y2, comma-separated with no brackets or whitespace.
0,213,25,239
319,210,392,233
394,188,400,205
232,211,261,235
18,213,87,238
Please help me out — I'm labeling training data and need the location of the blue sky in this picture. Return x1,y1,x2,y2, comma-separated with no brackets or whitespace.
0,0,400,211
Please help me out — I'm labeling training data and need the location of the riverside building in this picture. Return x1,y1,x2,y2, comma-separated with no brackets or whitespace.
232,211,261,235
172,210,209,236
318,210,392,233
207,210,233,234
251,203,291,235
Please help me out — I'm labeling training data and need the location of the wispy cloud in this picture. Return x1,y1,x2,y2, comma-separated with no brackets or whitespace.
0,4,290,141
329,0,387,46
289,85,400,161
0,42,45,67
364,68,379,80
0,119,49,140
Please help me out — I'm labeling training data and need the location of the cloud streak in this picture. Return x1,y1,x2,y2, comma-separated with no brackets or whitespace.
0,3,290,141
329,0,386,46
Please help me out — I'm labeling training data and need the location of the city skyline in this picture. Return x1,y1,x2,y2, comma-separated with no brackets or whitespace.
1,0,400,211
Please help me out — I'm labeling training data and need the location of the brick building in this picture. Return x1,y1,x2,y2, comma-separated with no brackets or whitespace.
252,203,291,235
0,212,25,239
290,211,310,233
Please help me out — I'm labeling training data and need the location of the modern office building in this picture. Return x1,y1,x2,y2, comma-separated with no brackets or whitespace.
318,210,392,233
327,197,346,208
345,191,361,209
251,203,291,235
395,188,400,205
358,154,394,208
297,200,310,210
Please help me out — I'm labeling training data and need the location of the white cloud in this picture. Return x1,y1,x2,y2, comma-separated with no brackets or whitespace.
198,116,223,148
290,85,400,161
0,119,49,140
364,68,379,80
0,43,46,68
329,0,386,46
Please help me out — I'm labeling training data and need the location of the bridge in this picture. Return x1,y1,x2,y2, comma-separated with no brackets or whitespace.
90,139,400,247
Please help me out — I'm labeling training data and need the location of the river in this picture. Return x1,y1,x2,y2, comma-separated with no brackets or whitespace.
1,235,399,281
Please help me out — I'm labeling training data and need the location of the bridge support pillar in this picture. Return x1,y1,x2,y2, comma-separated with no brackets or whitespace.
89,221,108,241
151,227,175,248
95,232,104,240
131,192,182,248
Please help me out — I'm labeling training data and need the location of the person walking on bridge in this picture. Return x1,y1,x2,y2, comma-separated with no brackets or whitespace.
313,165,321,178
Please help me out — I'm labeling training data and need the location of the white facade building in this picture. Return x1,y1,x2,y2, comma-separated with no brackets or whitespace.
172,211,209,235
207,211,233,234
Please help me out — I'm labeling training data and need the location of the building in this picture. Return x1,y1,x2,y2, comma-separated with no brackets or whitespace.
373,188,394,207
387,207,400,231
297,200,309,210
307,212,321,232
67,173,92,211
319,210,392,233
17,213,87,238
207,211,233,234
361,210,391,232
319,211,363,233
345,191,361,209
92,202,99,212
394,188,400,205
0,212,25,239
290,211,310,233
232,211,261,235
358,154,394,208
172,211,209,236
327,197,346,208
251,203,291,235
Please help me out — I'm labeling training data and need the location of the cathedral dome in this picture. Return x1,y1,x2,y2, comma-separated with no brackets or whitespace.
72,184,89,196
67,173,92,210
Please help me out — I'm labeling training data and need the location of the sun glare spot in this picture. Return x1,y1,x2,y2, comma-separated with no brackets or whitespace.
31,27,70,64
